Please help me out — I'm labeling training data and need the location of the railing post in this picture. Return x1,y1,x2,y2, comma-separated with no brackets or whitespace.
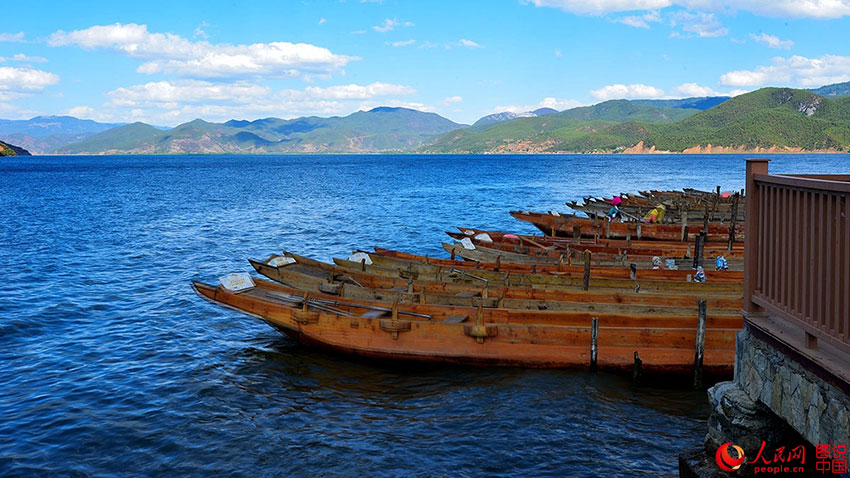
744,158,770,316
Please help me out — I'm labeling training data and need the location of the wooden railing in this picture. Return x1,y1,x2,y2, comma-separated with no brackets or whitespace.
743,158,850,356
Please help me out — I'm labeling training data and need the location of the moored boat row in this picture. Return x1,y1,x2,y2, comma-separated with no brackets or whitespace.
193,186,745,377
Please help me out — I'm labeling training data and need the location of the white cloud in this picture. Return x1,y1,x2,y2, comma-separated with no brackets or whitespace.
674,82,721,96
96,79,418,124
48,23,356,79
107,80,271,106
0,32,25,42
554,49,563,57
107,80,414,106
193,22,209,39
442,96,463,105
525,0,672,15
65,105,96,118
525,0,850,18
458,39,483,48
372,18,414,32
749,32,794,49
389,39,416,47
728,0,850,19
302,82,415,99
0,66,59,92
590,83,666,100
12,54,48,63
318,18,327,25
351,30,367,34
616,10,662,28
492,96,583,114
720,54,850,87
670,11,728,37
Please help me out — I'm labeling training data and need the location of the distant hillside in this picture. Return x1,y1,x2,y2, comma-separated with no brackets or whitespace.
811,80,850,98
57,107,465,154
473,107,558,128
427,100,698,153
0,139,31,156
640,87,850,152
632,96,730,110
555,99,699,122
425,88,850,153
0,116,126,154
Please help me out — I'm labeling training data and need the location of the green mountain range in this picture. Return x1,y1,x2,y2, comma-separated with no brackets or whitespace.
425,88,850,153
810,81,850,98
425,100,702,153
6,81,850,155
56,107,464,154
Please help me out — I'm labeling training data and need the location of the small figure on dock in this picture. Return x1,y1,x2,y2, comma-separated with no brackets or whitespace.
642,204,666,224
715,255,728,271
651,256,662,269
693,266,706,282
607,196,623,221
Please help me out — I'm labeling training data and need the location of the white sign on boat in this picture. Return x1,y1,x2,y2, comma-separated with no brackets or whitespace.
219,272,255,292
460,237,476,250
268,255,296,267
348,251,373,265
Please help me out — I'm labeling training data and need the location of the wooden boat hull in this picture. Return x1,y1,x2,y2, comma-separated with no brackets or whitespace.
192,279,737,373
456,227,745,254
250,258,741,317
445,231,745,261
259,254,743,309
372,247,744,282
511,211,743,242
438,242,744,280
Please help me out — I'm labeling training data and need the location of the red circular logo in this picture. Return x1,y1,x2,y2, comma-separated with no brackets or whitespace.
716,442,746,472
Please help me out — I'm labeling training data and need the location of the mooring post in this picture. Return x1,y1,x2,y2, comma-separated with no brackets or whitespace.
681,203,689,242
692,233,706,270
728,192,740,251
582,250,592,291
632,351,642,383
694,300,707,388
590,317,599,372
626,235,631,248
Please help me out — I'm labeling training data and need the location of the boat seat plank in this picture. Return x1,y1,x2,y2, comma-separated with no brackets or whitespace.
361,310,389,318
443,314,469,323
455,291,479,298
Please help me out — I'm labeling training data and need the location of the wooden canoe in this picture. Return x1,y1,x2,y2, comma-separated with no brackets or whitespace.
445,231,745,260
511,210,744,242
250,258,740,316
254,253,743,309
438,241,744,274
370,247,744,282
455,227,745,254
192,278,738,372
332,255,742,294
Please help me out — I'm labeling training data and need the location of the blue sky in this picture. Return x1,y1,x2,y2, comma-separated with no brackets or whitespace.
1,0,849,125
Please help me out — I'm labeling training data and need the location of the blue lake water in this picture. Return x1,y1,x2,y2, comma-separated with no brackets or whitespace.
1,153,849,477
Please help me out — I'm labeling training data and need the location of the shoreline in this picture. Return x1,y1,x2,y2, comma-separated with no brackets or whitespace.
16,150,850,157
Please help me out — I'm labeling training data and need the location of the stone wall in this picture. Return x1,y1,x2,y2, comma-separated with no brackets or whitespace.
680,323,850,477
734,326,850,448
